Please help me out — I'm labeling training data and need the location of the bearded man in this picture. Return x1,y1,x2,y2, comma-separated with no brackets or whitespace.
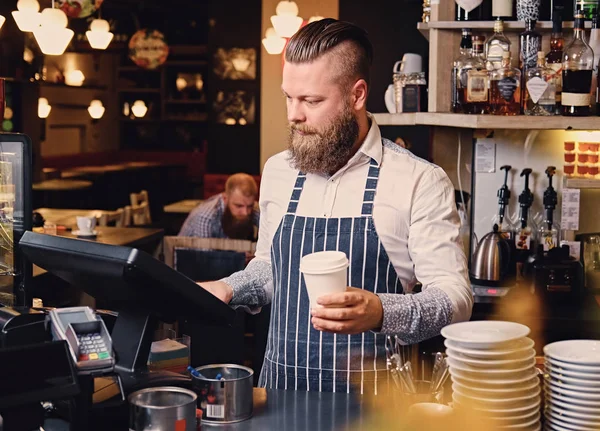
179,173,259,241
199,19,472,394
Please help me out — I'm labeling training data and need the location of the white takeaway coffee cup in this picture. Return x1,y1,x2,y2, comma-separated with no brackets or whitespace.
76,216,96,235
300,251,349,307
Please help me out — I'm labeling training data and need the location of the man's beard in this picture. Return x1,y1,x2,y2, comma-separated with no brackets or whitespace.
287,103,359,175
222,206,255,240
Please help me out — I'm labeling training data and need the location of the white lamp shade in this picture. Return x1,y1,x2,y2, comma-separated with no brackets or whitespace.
275,1,299,16
231,57,251,72
65,70,85,86
38,97,51,119
86,19,113,50
11,0,40,32
0,15,6,31
308,15,324,23
175,77,187,91
262,28,286,55
131,100,148,118
271,14,303,38
33,8,73,55
88,100,105,119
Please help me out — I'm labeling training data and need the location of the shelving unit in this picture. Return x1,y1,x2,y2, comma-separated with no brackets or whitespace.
373,113,600,130
563,177,600,189
417,20,590,40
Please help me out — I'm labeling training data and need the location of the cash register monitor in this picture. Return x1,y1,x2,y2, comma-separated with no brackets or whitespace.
18,231,236,388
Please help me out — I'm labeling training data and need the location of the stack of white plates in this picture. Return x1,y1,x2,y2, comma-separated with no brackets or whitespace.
441,321,541,431
543,340,600,431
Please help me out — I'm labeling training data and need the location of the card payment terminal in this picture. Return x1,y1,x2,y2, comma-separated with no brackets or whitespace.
48,307,115,374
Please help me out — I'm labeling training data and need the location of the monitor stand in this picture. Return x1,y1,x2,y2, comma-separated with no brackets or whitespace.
110,308,191,392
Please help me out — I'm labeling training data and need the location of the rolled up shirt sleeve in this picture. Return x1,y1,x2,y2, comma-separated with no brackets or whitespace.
376,167,473,343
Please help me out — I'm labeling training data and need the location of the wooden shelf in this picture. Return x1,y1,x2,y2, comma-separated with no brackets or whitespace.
40,82,107,91
373,112,600,130
117,88,161,93
418,20,590,40
164,61,208,66
165,99,206,104
563,177,600,189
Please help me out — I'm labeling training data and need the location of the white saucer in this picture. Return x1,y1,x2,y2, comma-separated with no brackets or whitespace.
451,369,539,386
546,362,600,380
545,384,600,401
547,370,600,387
448,356,535,373
452,393,540,413
546,402,600,422
72,230,98,237
545,387,600,408
491,409,539,423
450,366,538,382
451,376,540,394
546,396,600,416
452,382,539,400
545,374,600,393
545,411,600,430
546,357,600,373
444,337,535,357
544,340,600,366
452,384,541,405
446,348,536,368
441,321,530,348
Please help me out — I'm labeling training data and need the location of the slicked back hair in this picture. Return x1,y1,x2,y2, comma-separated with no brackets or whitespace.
285,19,373,89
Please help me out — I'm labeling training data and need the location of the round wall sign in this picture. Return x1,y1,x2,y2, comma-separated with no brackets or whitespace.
57,0,104,19
128,29,169,70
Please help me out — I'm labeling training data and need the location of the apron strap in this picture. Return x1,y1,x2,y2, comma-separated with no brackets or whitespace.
286,147,383,216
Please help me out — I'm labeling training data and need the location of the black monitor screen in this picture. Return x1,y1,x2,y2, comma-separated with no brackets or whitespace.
18,232,236,326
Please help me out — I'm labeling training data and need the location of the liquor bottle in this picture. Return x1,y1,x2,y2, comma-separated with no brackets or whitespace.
546,13,564,114
492,0,514,19
519,20,542,73
575,0,599,19
525,52,557,115
589,12,600,114
485,20,511,71
452,29,473,113
456,0,492,20
459,35,490,114
562,10,594,116
490,51,522,115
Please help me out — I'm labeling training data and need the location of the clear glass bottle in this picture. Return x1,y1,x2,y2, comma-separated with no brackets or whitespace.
486,20,511,71
490,51,522,115
452,29,473,113
546,14,564,114
525,52,557,115
519,19,542,73
562,10,595,116
459,35,490,114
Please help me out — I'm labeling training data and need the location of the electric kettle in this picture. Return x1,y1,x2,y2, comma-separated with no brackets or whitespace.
471,224,512,283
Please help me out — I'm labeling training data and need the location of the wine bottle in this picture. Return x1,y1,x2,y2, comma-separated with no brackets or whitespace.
562,10,594,116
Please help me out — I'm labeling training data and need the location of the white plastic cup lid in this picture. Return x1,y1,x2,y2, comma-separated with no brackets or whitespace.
300,251,348,274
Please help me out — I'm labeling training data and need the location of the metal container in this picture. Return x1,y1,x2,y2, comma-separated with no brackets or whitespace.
128,386,198,431
192,364,253,424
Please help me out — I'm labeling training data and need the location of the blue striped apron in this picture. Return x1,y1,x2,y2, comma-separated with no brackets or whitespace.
258,153,403,394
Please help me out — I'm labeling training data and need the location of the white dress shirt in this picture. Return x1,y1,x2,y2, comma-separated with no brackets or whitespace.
224,115,473,343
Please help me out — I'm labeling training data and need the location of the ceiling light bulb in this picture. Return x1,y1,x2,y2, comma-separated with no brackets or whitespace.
65,70,85,86
86,19,114,50
262,27,286,55
38,97,51,119
131,100,148,118
87,99,105,120
11,0,41,32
